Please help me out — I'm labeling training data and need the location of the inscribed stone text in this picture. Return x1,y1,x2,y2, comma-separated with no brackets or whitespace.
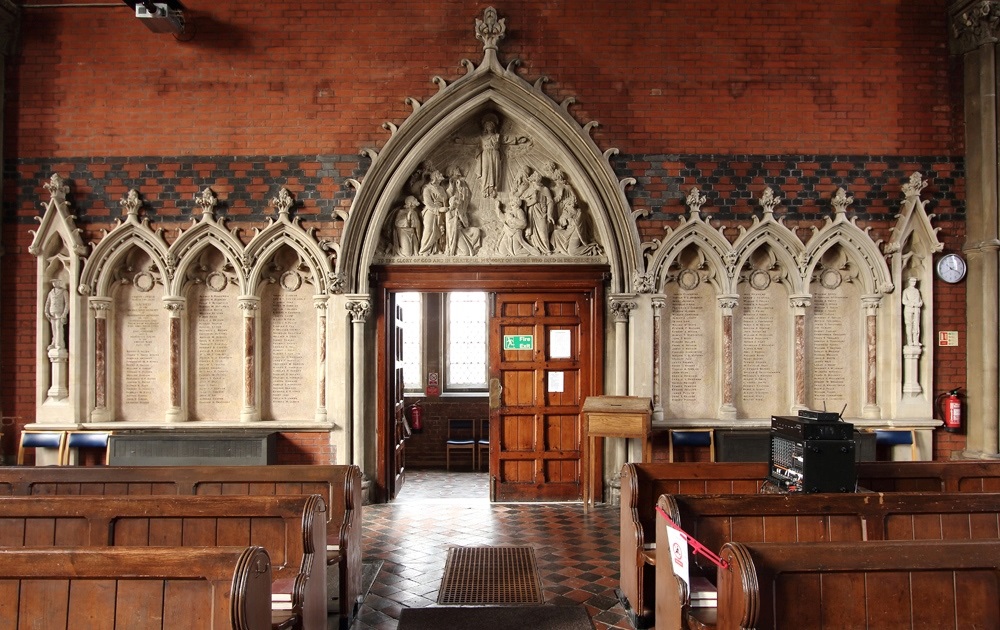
809,287,854,414
262,283,317,420
667,286,715,417
737,286,786,416
115,287,169,419
192,286,241,419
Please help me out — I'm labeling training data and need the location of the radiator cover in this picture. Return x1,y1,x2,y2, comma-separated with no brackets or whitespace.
108,432,277,466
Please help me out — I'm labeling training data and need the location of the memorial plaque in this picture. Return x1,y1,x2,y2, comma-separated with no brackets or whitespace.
736,282,789,417
808,283,861,415
189,282,242,421
665,283,717,418
261,278,317,421
114,283,170,421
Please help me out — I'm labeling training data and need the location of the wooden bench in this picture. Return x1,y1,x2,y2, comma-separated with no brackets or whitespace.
618,462,769,628
621,460,1000,629
716,539,1000,629
856,459,1000,492
0,546,273,630
0,494,327,630
0,464,363,625
654,491,1000,630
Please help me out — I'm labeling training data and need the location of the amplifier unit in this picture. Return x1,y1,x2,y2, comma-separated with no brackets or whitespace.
768,412,857,493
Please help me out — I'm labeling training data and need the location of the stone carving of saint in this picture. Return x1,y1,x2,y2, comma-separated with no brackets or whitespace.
494,199,538,257
392,196,422,257
517,168,555,254
44,278,69,351
902,277,922,346
464,112,529,198
444,166,482,256
419,170,448,255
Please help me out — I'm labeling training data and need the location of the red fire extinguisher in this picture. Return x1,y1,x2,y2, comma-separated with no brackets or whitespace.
407,402,423,432
936,388,962,433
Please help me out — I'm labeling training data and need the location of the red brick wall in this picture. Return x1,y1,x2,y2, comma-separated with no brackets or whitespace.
0,1,967,462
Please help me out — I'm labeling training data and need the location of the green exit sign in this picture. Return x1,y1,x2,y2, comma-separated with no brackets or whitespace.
503,334,534,350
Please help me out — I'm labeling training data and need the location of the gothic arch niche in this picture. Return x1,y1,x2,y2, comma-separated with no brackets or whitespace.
109,247,169,422
340,7,638,295
258,244,319,422
662,244,722,419
734,245,794,417
805,244,865,416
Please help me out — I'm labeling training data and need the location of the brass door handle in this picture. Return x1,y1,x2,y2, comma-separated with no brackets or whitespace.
489,378,502,410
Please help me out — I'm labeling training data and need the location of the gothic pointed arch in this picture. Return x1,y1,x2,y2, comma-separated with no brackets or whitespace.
339,7,638,294
80,190,172,298
729,188,804,295
168,188,249,296
648,187,732,293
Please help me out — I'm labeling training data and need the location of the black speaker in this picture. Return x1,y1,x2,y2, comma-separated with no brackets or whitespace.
768,414,857,493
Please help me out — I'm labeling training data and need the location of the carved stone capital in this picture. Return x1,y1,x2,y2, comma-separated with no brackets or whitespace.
163,297,186,315
650,295,667,312
861,294,883,316
718,294,739,313
609,296,637,322
346,299,372,323
314,295,330,313
238,297,260,313
951,0,1000,54
89,297,112,317
789,294,811,310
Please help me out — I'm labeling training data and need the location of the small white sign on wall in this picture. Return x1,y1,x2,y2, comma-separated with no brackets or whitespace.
938,331,958,347
549,329,571,358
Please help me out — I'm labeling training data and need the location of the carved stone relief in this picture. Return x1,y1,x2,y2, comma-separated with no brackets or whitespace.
376,112,604,263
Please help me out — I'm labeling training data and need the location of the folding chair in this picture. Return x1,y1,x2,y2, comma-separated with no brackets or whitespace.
17,429,67,465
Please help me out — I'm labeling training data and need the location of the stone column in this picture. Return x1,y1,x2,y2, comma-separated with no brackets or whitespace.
609,295,637,396
346,296,372,471
950,0,1000,456
314,295,329,423
239,296,260,422
164,297,186,422
862,295,882,419
718,295,738,419
790,295,810,412
650,296,666,422
89,298,112,422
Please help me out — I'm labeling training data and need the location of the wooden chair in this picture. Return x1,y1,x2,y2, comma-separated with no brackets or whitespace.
476,418,490,471
446,419,476,471
16,429,67,465
667,429,715,463
62,430,113,465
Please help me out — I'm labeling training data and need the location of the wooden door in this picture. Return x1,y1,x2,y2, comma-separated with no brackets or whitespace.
489,292,593,502
386,296,408,500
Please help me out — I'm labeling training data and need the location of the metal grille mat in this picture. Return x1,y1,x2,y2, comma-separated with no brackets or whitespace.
437,545,544,605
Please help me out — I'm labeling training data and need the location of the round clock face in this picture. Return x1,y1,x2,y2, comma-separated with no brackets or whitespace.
936,253,967,284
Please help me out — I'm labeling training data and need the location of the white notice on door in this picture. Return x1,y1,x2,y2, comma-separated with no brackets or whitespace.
548,371,564,392
550,329,571,358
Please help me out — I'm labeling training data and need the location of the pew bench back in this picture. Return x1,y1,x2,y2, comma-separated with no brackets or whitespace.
717,539,1000,630
0,546,273,630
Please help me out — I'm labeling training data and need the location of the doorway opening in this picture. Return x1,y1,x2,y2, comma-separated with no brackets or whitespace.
373,264,606,504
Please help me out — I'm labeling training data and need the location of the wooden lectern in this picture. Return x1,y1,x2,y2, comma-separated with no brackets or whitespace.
582,396,652,510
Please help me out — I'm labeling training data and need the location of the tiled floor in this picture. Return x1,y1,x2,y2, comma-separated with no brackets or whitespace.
354,470,633,630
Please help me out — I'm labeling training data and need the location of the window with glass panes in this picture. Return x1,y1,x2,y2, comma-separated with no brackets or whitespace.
446,292,488,390
396,292,422,391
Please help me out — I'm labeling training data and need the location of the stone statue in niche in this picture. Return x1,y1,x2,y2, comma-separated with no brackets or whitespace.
902,277,922,346
44,278,69,351
419,170,449,255
392,196,422,256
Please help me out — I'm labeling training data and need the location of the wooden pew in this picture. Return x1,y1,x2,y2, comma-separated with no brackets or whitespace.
0,546,273,630
0,494,326,630
717,539,1000,629
856,460,1000,492
619,460,1000,628
618,463,768,628
654,491,1000,630
0,464,363,624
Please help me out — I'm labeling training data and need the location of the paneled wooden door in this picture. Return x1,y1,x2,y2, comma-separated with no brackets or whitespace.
489,291,594,502
385,295,407,500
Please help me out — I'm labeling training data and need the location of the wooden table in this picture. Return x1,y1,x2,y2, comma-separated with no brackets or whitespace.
582,396,652,510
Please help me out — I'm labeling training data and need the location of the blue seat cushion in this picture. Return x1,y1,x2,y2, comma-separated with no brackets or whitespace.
875,430,913,446
671,431,712,447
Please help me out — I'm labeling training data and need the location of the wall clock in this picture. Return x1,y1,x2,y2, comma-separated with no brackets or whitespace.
935,253,967,284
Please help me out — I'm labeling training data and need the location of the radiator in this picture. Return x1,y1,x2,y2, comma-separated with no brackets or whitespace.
108,432,277,466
